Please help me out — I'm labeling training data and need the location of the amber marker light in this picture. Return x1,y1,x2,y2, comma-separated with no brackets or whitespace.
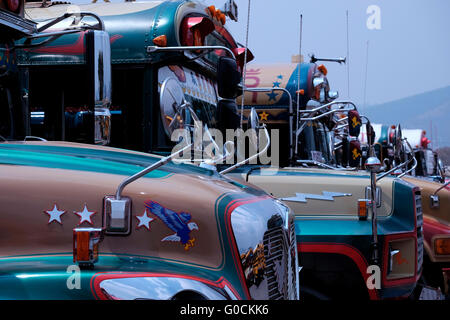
73,228,103,267
435,238,450,255
358,199,369,220
153,35,167,47
296,89,305,95
318,64,328,75
207,5,216,16
219,13,226,25
73,230,90,263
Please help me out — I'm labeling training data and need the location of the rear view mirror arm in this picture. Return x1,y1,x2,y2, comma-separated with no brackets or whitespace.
432,181,450,197
115,143,192,200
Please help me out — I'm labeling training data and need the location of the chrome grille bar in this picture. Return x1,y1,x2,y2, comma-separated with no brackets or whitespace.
415,191,424,273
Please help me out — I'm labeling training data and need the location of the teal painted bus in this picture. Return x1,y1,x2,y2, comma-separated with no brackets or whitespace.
20,0,422,300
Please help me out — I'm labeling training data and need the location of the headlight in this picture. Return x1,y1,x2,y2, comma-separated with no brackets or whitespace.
93,274,236,300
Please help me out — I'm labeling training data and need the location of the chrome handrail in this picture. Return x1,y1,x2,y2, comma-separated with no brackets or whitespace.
297,159,358,171
14,12,106,49
298,100,357,114
397,139,418,178
220,126,271,175
146,45,236,60
300,107,355,121
24,136,47,142
398,156,417,178
377,139,416,180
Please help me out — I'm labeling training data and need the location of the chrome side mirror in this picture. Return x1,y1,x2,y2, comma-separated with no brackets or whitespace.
103,143,193,235
437,158,446,183
159,77,192,137
430,194,440,209
430,180,450,209
249,107,260,130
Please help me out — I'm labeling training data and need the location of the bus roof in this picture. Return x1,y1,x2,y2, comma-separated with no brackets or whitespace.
21,0,233,65
25,1,165,21
240,62,315,108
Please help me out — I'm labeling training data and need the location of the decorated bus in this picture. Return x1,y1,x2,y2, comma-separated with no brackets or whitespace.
21,1,425,299
0,0,301,300
222,61,424,300
21,0,250,153
360,124,450,297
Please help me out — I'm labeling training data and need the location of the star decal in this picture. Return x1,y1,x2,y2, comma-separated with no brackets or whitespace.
266,91,278,101
74,204,97,225
272,81,281,88
259,111,269,121
136,208,155,230
44,204,66,225
277,75,283,80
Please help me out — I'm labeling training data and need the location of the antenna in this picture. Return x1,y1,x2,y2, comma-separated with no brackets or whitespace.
363,40,369,108
346,10,350,98
294,14,303,157
239,0,252,128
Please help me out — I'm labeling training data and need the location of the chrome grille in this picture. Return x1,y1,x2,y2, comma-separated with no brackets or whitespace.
415,191,424,273
231,200,299,300
263,218,298,300
264,226,286,299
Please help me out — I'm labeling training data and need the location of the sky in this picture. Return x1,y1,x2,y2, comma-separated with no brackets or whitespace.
67,0,450,107
204,0,450,107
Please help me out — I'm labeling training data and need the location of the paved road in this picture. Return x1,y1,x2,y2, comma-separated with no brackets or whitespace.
419,286,446,300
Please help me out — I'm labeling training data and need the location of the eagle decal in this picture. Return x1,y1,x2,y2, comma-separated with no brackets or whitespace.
144,200,199,251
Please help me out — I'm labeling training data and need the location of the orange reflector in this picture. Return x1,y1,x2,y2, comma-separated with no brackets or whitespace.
358,199,369,220
215,9,222,20
153,35,167,47
435,238,450,255
74,230,90,262
318,64,328,75
296,89,305,95
73,228,103,266
207,5,216,16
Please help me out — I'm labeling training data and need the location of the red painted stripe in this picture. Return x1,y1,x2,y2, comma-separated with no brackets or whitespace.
298,242,379,300
381,187,421,288
223,195,272,300
423,215,450,244
381,232,419,287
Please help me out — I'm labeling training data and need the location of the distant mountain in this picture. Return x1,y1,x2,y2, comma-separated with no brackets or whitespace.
360,86,450,147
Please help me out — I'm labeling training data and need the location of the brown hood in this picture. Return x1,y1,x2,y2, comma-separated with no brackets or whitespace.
0,141,256,270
